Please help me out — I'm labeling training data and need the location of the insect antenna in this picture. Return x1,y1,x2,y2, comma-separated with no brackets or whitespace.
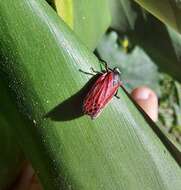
79,69,94,76
99,59,109,72
90,67,101,74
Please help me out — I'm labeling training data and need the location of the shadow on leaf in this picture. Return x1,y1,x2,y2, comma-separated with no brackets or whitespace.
45,74,100,121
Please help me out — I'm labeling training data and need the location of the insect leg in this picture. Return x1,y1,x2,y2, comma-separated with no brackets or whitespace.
114,90,120,99
79,69,94,76
90,67,101,74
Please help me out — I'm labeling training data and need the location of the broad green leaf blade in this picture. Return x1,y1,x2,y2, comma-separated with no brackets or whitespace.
0,81,24,189
135,0,181,34
109,0,181,82
0,117,23,189
53,0,111,50
0,0,181,190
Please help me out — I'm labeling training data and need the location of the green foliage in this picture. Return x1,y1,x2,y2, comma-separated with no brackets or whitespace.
53,0,111,50
96,31,160,93
109,0,137,31
135,0,181,33
96,29,181,145
109,0,181,82
159,75,181,143
107,0,181,144
0,0,110,187
0,80,24,189
0,115,23,189
0,0,181,190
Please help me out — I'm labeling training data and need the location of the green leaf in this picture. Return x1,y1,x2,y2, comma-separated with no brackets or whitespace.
52,0,111,50
135,0,181,34
0,81,24,189
0,117,23,189
109,0,181,82
0,0,181,190
109,0,137,31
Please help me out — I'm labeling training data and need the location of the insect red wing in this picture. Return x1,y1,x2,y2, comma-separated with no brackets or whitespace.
83,73,108,117
83,71,121,118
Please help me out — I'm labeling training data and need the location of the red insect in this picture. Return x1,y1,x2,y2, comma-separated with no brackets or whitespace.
81,61,122,119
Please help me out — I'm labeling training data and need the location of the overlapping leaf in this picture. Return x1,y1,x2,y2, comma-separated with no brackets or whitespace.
52,0,111,50
135,0,181,34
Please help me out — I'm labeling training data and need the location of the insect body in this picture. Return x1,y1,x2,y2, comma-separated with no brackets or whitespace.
82,63,122,119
